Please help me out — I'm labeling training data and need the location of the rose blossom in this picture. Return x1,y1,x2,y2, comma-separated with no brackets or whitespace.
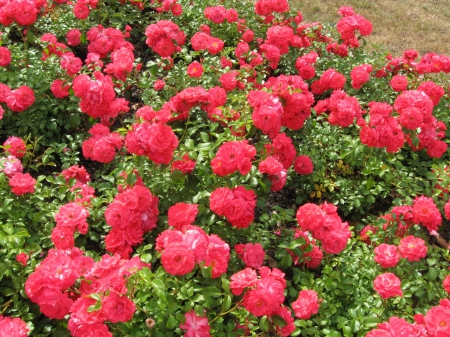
373,272,403,299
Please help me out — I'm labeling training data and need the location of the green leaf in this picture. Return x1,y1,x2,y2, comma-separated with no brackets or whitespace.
272,315,287,327
26,29,35,44
222,295,232,312
428,268,437,281
171,169,185,184
259,316,269,332
166,315,177,329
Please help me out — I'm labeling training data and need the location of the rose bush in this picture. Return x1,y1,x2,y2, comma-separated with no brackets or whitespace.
0,0,449,336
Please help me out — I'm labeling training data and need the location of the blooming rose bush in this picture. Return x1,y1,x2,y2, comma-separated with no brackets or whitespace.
0,0,449,336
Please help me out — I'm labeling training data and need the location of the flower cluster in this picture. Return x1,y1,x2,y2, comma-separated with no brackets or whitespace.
0,0,43,26
311,69,346,95
209,186,256,229
314,89,362,127
296,202,351,254
235,243,265,269
287,229,323,269
74,73,129,123
151,0,182,16
336,7,373,42
395,90,447,158
82,124,123,163
0,315,29,337
52,202,90,250
211,140,256,176
230,266,294,333
156,225,230,278
61,165,95,205
125,121,179,165
145,20,186,57
258,156,287,192
204,5,238,24
1,84,35,113
105,184,159,259
350,63,372,89
191,31,224,55
367,301,450,336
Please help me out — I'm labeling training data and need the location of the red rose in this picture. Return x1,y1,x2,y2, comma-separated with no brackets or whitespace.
390,75,408,92
3,136,26,158
161,242,195,276
296,203,324,232
294,155,314,175
16,252,29,266
398,236,428,262
168,202,199,230
9,173,36,196
0,46,11,67
374,244,400,268
0,315,29,337
187,61,203,78
373,272,403,299
291,289,319,319
6,85,35,112
102,291,135,323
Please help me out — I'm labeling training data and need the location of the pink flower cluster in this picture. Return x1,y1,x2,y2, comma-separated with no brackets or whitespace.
211,140,256,177
74,72,129,123
315,89,362,128
180,310,211,337
359,102,405,153
125,121,179,165
367,301,450,336
1,136,36,196
191,31,224,55
254,0,289,17
204,5,238,24
0,315,29,337
296,202,351,254
52,202,90,250
87,25,134,59
350,64,372,89
156,225,230,278
336,6,373,42
311,69,346,95
258,156,287,192
412,196,442,233
26,249,148,337
287,229,323,269
235,243,265,269
0,84,35,113
374,236,428,268
82,124,123,163
395,90,447,158
105,184,159,259
0,0,42,26
171,154,196,174
145,20,186,57
295,51,319,80
151,0,182,16
61,165,95,205
209,186,256,229
230,267,295,335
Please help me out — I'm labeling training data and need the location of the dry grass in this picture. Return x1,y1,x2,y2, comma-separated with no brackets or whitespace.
291,0,450,57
